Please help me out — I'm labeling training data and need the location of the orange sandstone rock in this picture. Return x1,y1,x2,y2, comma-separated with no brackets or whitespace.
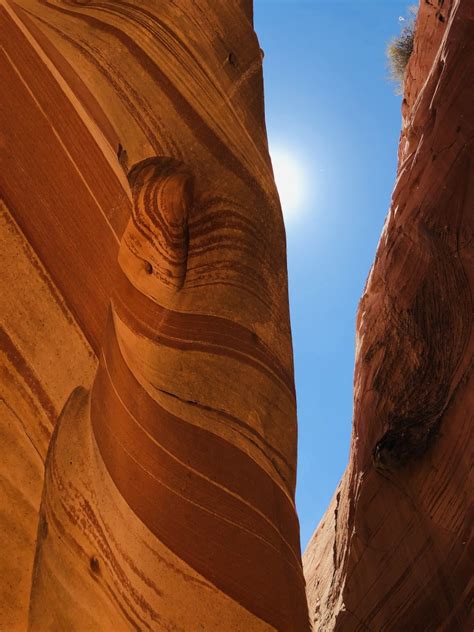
304,1,474,629
0,1,309,629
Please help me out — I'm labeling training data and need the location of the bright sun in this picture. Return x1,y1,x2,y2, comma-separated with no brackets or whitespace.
270,147,306,221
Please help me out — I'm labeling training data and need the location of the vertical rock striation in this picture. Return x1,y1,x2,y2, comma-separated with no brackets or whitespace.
0,1,309,629
304,1,474,630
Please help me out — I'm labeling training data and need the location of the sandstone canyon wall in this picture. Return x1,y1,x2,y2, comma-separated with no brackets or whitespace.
2,1,473,630
304,1,473,630
0,1,309,630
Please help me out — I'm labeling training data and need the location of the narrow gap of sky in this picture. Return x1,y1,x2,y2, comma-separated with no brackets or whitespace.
253,0,410,549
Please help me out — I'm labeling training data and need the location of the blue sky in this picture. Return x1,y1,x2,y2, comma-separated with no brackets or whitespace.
254,0,410,549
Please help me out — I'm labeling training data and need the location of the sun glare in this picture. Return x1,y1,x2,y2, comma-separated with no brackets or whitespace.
270,147,306,221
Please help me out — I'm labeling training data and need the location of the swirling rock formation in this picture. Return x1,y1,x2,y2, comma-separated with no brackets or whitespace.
0,1,309,629
3,0,472,629
304,1,474,630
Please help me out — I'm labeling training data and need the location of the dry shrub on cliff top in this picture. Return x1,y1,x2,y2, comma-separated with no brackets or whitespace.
387,6,418,92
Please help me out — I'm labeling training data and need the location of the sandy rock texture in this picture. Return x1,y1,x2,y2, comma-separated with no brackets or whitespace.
304,1,473,630
0,1,309,630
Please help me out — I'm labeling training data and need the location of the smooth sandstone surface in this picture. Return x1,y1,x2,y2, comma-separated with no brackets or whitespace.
304,1,474,630
0,1,308,630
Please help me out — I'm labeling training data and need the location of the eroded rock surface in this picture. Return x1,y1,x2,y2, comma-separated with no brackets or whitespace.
0,1,308,629
304,1,473,629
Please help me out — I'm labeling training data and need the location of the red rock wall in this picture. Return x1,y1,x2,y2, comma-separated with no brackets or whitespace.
304,1,474,629
0,1,309,629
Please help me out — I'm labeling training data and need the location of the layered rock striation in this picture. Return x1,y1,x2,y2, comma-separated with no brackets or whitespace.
2,0,472,630
0,1,309,629
304,1,474,629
